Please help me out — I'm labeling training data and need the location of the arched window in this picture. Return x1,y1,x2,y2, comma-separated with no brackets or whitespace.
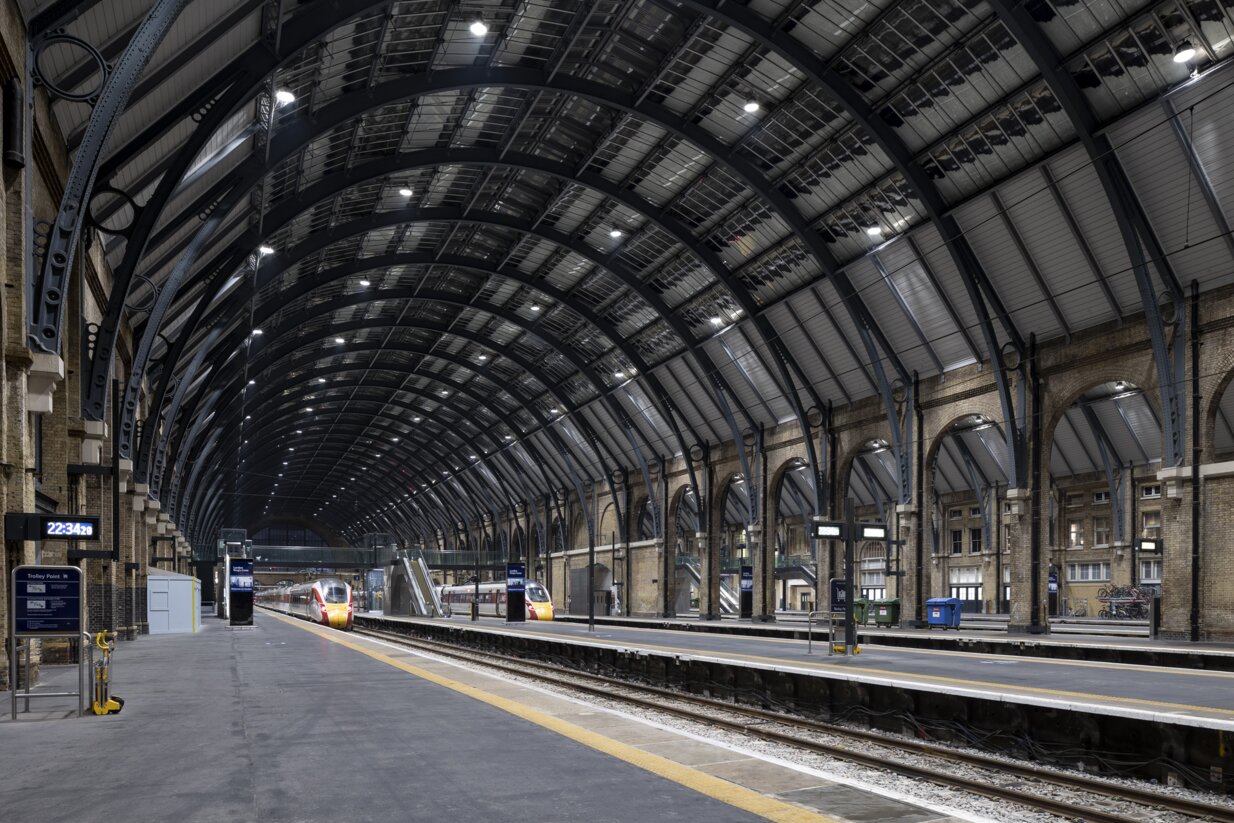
859,542,886,600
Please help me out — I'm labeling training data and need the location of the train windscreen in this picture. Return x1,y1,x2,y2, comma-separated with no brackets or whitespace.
526,583,549,603
323,582,349,603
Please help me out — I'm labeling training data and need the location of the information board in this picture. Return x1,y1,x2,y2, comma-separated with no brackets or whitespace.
505,562,526,592
229,559,254,593
506,562,526,623
41,516,101,540
739,567,753,592
13,566,82,637
829,577,847,614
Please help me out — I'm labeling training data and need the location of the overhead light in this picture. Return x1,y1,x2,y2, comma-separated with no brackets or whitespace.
258,245,275,256
251,328,263,336
614,370,625,379
469,16,488,36
743,99,760,114
1115,381,1127,391
359,279,371,287
283,461,288,466
529,303,541,312
865,225,883,237
469,455,478,460
392,436,400,442
247,379,255,385
305,407,313,412
549,407,558,414
296,429,302,434
440,390,449,396
478,354,487,361
609,228,623,238
244,415,251,420
317,377,326,383
398,187,413,197
278,473,283,477
504,435,513,441
274,89,295,106
1174,40,1197,64
334,337,344,344
412,416,421,422
709,316,723,326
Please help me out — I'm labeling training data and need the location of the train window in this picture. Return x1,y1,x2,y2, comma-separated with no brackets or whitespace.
323,583,348,603
526,584,550,603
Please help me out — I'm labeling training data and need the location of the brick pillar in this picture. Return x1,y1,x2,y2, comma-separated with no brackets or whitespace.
1157,467,1194,640
1201,470,1234,639
1005,487,1036,631
895,503,918,620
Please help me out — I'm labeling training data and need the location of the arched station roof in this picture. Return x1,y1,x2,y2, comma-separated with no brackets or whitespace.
26,0,1234,544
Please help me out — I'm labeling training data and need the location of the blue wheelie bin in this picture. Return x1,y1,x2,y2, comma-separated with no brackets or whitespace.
925,597,963,630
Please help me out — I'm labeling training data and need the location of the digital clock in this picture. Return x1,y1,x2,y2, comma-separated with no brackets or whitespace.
40,516,101,540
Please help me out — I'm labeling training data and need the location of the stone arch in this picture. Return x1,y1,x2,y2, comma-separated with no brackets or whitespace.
714,472,751,569
1204,364,1234,463
631,495,656,540
597,501,619,544
858,541,888,599
770,456,814,558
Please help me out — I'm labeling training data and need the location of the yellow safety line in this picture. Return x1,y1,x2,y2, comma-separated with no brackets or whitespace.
265,612,836,823
439,621,1234,719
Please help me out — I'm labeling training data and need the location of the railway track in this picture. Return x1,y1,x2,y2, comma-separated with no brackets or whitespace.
354,623,1234,823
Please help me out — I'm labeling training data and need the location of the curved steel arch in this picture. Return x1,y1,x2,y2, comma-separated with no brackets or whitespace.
230,394,564,510
683,0,1029,489
171,323,622,535
77,0,390,416
118,67,864,514
988,0,1187,468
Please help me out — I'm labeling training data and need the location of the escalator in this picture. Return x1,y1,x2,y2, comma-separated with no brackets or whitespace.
385,550,445,617
676,557,737,615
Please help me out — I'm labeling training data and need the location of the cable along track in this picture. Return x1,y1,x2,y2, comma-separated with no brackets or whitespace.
354,625,1234,823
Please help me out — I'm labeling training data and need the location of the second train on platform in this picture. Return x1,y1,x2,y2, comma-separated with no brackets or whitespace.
258,578,355,630
438,580,554,620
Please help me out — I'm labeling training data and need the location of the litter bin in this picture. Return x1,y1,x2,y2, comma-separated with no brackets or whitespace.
852,597,869,625
925,597,963,629
872,598,900,627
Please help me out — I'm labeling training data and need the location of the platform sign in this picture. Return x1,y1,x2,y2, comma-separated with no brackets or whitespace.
739,565,753,619
506,562,526,623
1047,570,1058,594
829,577,847,614
229,558,254,626
13,566,82,637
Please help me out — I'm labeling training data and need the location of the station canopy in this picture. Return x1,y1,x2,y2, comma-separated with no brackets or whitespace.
27,0,1234,543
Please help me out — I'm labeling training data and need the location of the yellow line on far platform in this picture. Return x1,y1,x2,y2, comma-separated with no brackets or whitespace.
264,611,837,823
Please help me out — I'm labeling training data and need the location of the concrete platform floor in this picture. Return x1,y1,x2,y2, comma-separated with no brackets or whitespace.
0,611,978,823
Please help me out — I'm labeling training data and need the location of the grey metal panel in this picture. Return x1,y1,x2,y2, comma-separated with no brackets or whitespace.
874,238,975,372
843,255,938,378
953,195,1058,342
1113,102,1234,293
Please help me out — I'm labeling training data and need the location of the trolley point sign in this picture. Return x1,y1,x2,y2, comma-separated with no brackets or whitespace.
13,566,83,636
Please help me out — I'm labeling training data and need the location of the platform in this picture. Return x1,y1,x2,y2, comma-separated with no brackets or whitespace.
382,614,1234,725
0,611,985,823
550,613,1234,671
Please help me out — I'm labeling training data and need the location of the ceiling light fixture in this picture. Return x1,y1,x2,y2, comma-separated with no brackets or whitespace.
478,354,487,361
865,225,883,237
709,316,723,326
359,279,371,287
413,416,421,422
305,407,313,413
251,328,263,336
334,337,344,344
1115,381,1128,391
529,303,541,312
274,89,296,106
247,379,255,385
743,99,760,114
614,370,625,379
258,245,275,256
1174,40,1197,63
609,228,623,238
469,16,488,36
398,187,413,197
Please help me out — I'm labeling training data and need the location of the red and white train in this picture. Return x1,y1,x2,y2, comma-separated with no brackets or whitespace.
258,578,354,630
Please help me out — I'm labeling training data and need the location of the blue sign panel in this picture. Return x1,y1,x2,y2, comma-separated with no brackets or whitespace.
506,562,526,592
829,578,847,614
739,566,753,592
1047,570,1058,594
229,559,254,593
14,566,82,636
